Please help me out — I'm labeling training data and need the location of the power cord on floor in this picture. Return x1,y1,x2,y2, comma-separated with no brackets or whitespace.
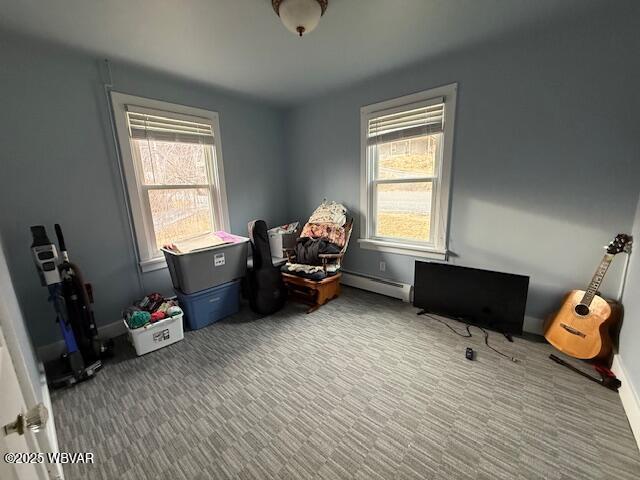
417,311,520,363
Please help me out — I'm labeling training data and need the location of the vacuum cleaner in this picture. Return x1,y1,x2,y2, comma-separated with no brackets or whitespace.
30,224,114,388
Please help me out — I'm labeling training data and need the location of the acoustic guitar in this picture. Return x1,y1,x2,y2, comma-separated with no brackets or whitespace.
544,233,632,360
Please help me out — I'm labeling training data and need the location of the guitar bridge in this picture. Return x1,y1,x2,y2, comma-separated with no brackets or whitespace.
560,323,586,338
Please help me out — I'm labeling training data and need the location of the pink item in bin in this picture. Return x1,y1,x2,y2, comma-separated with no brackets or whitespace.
214,231,246,244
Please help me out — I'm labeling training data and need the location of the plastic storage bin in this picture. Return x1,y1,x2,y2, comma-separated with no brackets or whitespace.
162,237,249,294
268,226,299,260
124,313,184,356
176,280,241,330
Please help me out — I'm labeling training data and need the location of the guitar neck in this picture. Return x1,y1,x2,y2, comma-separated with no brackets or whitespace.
580,254,614,306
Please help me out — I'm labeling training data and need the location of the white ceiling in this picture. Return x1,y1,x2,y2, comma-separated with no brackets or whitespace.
0,0,601,104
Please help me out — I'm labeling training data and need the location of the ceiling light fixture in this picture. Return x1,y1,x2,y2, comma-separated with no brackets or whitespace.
272,0,328,37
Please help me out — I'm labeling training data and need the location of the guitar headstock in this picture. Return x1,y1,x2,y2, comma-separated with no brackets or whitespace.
606,233,633,255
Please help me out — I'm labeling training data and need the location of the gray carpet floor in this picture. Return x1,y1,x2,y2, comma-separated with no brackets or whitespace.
51,286,640,479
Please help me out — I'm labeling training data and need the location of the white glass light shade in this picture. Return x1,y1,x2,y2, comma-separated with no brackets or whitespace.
278,0,322,36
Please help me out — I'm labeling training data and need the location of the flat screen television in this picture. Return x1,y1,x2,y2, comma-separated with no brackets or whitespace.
413,261,529,335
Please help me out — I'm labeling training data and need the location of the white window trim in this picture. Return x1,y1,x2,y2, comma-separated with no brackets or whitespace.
358,83,457,260
110,92,230,272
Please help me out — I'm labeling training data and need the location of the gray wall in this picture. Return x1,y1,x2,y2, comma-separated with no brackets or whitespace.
284,10,640,332
0,33,288,347
620,195,640,399
2,6,639,347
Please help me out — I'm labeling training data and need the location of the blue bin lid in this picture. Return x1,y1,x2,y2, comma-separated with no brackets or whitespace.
174,278,241,300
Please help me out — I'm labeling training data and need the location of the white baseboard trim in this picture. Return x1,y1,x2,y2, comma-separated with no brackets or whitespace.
341,270,412,303
523,316,544,335
38,363,65,480
37,319,126,363
612,353,640,451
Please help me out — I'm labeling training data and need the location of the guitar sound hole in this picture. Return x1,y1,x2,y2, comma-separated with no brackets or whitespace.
574,304,590,316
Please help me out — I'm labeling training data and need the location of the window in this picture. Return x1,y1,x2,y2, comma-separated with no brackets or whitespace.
359,84,456,260
111,93,229,272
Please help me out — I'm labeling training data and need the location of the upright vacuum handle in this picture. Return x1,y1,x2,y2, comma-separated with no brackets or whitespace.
54,224,67,253
30,225,51,248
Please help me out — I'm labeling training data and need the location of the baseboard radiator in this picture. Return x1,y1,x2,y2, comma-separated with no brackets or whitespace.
341,270,412,303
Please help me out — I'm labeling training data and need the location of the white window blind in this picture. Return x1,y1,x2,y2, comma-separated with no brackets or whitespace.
126,107,214,145
367,98,444,146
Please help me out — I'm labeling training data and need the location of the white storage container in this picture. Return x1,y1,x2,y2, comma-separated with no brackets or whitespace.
268,233,285,260
268,228,299,260
124,313,184,356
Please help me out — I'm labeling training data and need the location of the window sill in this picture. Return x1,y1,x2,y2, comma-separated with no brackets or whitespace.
358,238,448,260
139,257,168,273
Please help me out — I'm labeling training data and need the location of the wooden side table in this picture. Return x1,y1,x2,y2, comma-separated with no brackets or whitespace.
281,272,341,313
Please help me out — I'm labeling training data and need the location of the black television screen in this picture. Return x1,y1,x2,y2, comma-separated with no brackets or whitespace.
413,261,529,335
